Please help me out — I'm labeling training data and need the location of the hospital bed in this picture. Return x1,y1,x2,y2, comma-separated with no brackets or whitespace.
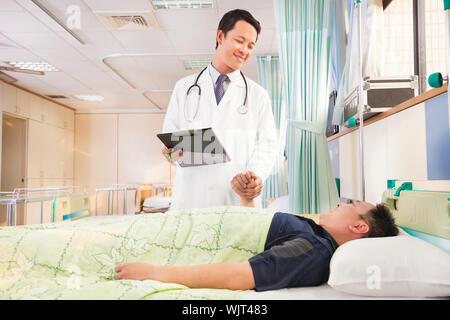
0,182,448,300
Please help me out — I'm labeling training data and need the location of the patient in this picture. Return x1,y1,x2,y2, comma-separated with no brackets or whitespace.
114,177,399,291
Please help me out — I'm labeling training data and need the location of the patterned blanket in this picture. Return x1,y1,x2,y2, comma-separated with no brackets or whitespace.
0,206,275,300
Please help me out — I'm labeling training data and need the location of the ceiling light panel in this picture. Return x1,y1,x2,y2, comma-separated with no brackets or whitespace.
73,94,104,101
182,59,211,70
7,61,59,72
151,0,213,10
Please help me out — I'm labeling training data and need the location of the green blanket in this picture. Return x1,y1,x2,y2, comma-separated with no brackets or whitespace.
0,206,275,300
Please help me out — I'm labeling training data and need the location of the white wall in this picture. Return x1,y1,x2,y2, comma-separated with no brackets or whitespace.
74,112,173,215
339,102,429,204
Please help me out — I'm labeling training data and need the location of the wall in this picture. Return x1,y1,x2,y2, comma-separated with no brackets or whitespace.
330,90,450,204
74,112,173,215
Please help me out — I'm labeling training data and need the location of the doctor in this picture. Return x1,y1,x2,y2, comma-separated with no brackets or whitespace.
162,9,277,210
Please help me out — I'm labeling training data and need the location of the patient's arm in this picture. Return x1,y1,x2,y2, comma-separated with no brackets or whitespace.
240,196,255,207
114,261,255,290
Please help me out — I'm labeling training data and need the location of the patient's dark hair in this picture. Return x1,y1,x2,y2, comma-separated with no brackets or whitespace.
361,204,399,238
215,9,261,49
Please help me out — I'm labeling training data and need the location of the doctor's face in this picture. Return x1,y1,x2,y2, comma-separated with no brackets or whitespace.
216,20,257,71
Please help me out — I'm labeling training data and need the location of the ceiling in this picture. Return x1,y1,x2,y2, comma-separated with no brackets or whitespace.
0,0,278,112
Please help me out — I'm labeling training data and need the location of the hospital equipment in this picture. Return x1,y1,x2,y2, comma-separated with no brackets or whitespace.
341,1,417,201
345,76,419,126
428,72,448,88
184,66,249,122
382,181,450,244
0,186,88,226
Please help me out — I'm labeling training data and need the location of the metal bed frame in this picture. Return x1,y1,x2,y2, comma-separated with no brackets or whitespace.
0,186,87,226
94,184,138,216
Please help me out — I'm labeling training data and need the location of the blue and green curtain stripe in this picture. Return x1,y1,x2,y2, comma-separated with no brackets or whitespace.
257,56,288,207
274,0,339,213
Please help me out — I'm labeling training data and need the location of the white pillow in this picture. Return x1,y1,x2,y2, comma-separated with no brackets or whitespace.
328,233,450,297
266,195,290,212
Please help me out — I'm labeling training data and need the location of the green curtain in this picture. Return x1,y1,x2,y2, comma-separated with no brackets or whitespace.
257,56,288,207
274,0,339,214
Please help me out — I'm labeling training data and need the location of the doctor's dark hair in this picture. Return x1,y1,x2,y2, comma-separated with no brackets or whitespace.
360,204,399,238
215,9,261,49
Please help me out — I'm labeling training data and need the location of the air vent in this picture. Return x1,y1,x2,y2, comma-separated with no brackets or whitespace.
95,11,160,31
46,95,68,99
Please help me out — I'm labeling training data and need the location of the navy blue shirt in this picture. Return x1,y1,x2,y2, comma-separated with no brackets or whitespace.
249,212,338,291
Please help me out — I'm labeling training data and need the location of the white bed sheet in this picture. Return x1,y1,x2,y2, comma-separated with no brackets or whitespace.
243,284,441,300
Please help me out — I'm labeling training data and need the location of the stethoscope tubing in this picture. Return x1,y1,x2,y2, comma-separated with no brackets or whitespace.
185,67,249,122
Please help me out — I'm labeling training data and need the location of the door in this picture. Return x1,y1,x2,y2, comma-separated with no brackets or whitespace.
1,114,26,225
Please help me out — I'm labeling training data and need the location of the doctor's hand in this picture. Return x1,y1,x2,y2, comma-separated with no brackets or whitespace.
162,146,183,163
231,171,263,200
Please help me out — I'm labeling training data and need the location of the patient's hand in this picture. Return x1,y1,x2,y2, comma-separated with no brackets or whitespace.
231,171,263,201
114,262,155,281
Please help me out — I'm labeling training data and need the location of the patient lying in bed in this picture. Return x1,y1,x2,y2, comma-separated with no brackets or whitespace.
114,195,399,291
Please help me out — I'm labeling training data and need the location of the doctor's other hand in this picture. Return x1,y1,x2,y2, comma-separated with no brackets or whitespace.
162,146,183,163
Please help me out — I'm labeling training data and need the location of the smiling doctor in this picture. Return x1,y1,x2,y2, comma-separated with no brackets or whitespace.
162,9,277,210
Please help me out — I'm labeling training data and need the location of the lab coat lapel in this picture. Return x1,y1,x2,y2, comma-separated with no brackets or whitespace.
197,72,216,108
218,71,245,109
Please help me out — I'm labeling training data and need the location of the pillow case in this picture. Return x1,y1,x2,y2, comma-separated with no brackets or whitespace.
328,233,450,297
266,195,290,212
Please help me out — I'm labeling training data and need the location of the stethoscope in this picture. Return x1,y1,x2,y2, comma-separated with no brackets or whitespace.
184,66,249,122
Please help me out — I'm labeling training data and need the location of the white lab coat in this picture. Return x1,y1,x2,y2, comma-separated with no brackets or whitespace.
162,66,278,210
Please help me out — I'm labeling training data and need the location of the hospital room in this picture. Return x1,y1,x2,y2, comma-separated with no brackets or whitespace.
0,0,449,306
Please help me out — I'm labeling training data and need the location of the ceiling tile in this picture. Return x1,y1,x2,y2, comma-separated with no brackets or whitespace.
112,31,175,53
83,0,153,11
14,0,90,12
0,0,27,11
143,91,172,109
216,0,273,10
155,8,219,31
0,47,42,62
0,11,51,33
166,29,216,53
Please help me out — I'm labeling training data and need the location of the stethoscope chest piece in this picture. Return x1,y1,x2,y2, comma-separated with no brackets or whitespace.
237,105,248,115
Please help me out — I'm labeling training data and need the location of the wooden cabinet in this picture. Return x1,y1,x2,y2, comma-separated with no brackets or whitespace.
27,93,44,122
1,83,75,130
2,82,76,225
42,100,73,130
29,123,73,180
27,120,43,179
2,82,18,114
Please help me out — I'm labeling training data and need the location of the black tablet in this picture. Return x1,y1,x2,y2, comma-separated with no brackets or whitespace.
157,128,231,167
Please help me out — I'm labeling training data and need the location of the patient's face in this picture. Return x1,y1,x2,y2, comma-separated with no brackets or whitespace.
319,201,374,230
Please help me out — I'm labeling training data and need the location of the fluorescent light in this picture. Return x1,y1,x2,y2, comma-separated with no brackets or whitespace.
151,0,213,10
7,61,59,72
182,59,211,70
73,95,105,102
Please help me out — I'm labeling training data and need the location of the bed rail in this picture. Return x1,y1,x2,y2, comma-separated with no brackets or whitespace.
0,186,88,226
94,184,137,216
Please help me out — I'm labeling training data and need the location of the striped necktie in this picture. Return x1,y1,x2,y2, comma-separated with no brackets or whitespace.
214,74,229,105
